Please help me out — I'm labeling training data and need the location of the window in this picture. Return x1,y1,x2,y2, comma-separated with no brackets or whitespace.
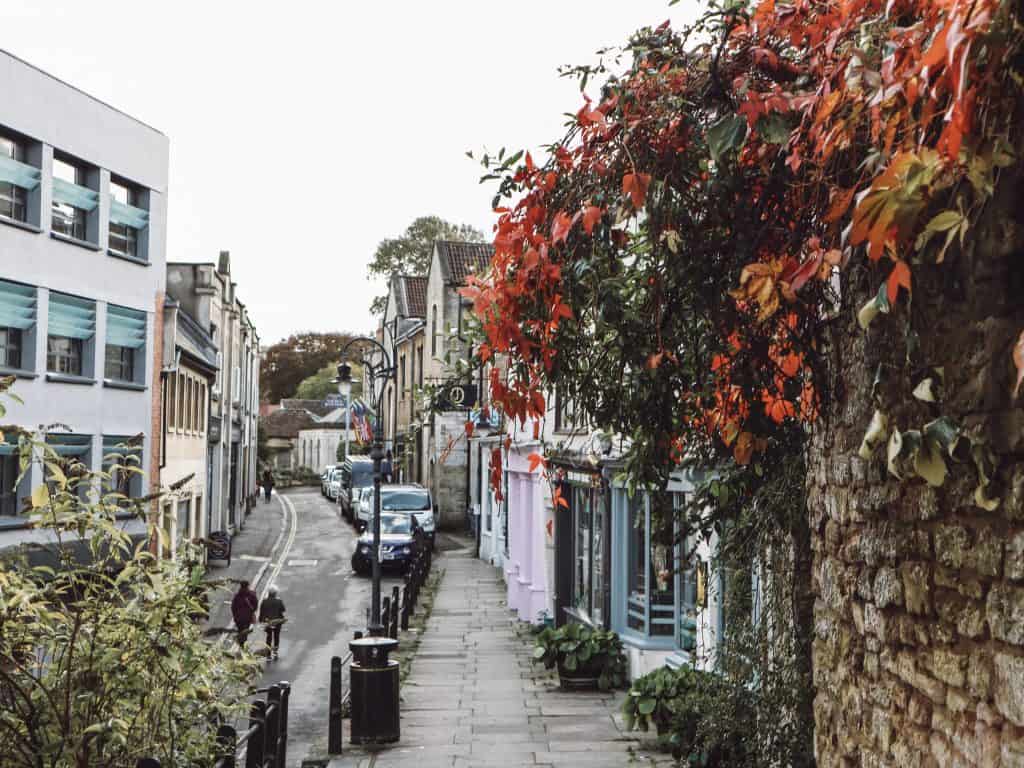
572,483,597,622
102,435,143,499
0,450,23,516
400,354,406,397
0,133,29,222
176,373,185,430
51,157,95,241
186,378,194,431
108,179,147,260
0,280,36,372
417,346,423,386
166,373,177,429
198,382,206,434
555,386,580,432
48,293,95,377
431,305,437,356
45,433,92,497
105,305,146,384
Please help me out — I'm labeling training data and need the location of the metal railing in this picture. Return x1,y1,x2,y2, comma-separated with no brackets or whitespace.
136,681,290,768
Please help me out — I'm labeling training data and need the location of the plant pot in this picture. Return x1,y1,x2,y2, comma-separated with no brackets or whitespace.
557,659,602,691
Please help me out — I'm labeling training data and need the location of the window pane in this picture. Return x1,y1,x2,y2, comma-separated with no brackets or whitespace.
52,158,80,184
52,202,86,240
166,374,176,428
0,327,22,369
0,136,23,161
574,486,591,617
110,180,132,205
0,453,20,516
47,336,82,375
627,494,646,633
0,183,27,223
591,491,605,627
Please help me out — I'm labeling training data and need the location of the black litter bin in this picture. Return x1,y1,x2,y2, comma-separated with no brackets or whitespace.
349,636,400,744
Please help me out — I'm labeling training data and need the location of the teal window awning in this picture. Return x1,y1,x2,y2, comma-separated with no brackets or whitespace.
0,279,37,330
45,433,92,457
48,292,95,340
106,305,146,349
52,177,99,212
0,154,42,190
109,198,149,229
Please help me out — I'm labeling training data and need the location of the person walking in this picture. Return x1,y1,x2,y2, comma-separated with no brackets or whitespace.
381,450,394,483
231,580,259,648
259,585,287,660
261,469,274,503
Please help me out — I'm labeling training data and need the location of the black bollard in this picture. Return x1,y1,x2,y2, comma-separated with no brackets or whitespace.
390,586,400,638
216,724,236,768
329,658,343,754
265,685,281,766
381,596,391,635
278,681,291,768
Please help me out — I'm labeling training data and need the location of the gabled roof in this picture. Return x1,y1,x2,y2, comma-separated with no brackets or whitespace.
260,408,318,439
175,306,218,373
434,241,494,285
402,275,428,318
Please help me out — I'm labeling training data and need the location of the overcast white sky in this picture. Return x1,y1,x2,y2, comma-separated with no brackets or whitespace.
5,1,701,344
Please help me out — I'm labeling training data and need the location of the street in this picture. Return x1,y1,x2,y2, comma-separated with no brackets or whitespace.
206,488,404,766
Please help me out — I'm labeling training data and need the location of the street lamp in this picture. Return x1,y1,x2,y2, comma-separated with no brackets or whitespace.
336,362,353,466
333,344,393,637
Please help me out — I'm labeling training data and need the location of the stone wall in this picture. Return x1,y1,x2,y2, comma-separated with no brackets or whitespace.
808,145,1024,764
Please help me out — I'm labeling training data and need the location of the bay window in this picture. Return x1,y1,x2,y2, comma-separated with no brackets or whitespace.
0,279,36,372
105,304,146,384
47,292,96,378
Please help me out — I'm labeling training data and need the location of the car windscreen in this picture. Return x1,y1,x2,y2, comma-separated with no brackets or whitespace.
381,489,431,511
380,514,412,535
350,463,373,487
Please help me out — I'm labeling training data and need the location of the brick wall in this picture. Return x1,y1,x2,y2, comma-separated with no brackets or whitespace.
809,160,1024,765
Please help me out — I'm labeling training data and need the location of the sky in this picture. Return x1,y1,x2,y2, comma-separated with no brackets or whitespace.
4,1,702,344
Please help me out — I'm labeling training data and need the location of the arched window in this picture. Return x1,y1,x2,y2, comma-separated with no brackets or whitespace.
431,305,437,356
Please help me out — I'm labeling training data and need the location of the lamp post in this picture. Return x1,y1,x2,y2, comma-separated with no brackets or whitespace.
334,340,394,638
338,374,352,465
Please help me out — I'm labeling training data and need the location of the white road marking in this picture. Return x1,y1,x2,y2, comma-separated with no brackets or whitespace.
287,559,318,567
238,554,270,562
261,494,298,602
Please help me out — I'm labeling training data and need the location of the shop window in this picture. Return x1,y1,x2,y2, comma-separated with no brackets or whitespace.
570,481,606,627
622,492,675,639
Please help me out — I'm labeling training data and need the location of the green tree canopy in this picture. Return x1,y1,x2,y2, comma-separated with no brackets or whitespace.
294,362,363,401
367,216,485,315
260,331,354,403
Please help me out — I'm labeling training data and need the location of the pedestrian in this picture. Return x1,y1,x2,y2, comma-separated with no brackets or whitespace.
231,580,259,648
259,584,287,660
261,469,274,502
381,450,394,483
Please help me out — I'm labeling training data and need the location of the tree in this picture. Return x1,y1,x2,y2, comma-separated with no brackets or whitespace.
367,216,485,315
0,378,260,766
260,332,354,404
294,362,364,401
468,3,1024,764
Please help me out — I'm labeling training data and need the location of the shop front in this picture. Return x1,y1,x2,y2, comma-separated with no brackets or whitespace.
503,445,549,624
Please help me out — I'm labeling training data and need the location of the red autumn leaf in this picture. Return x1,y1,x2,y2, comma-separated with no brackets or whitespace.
582,205,603,235
551,211,573,245
527,452,544,473
622,172,652,209
646,351,665,370
1013,330,1024,399
546,519,554,537
824,187,856,223
464,421,475,438
887,260,912,305
531,390,546,415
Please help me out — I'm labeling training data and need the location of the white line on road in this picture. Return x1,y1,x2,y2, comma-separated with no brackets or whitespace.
260,493,298,601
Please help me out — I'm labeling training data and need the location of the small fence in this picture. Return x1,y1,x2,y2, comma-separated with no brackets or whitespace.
136,682,290,768
328,543,433,756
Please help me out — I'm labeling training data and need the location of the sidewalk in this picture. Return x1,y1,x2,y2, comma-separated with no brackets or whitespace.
329,551,672,768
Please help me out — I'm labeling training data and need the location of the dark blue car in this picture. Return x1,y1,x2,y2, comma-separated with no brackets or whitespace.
351,512,422,576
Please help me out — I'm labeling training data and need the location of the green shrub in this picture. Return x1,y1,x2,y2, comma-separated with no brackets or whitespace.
532,622,627,690
622,664,751,766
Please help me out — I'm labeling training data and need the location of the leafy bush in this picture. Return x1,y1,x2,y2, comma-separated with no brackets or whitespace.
622,664,751,766
532,622,627,690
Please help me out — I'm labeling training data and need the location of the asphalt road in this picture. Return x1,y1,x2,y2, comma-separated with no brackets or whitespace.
243,488,404,766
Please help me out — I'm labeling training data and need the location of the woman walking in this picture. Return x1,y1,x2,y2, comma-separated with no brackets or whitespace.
261,469,274,503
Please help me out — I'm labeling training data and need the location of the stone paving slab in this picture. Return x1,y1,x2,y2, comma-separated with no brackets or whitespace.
328,552,674,768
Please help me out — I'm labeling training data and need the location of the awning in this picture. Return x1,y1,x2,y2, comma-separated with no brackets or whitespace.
48,293,95,340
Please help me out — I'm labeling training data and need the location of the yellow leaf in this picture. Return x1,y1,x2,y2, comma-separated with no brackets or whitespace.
31,484,50,508
914,443,947,487
858,410,888,460
975,484,1000,511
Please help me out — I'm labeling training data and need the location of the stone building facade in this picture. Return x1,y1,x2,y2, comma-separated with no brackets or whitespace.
809,158,1024,765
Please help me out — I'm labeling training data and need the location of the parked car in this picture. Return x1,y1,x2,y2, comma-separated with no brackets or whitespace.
320,464,337,496
327,468,343,501
351,512,424,576
338,456,374,521
357,484,436,548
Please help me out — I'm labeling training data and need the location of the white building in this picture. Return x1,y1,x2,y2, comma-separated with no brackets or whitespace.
0,50,168,552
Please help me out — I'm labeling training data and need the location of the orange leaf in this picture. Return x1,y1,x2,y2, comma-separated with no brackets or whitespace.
887,260,912,305
920,21,949,71
824,187,855,223
551,211,573,245
646,351,665,370
622,172,652,209
527,452,545,473
733,431,754,465
1013,330,1024,399
582,205,603,235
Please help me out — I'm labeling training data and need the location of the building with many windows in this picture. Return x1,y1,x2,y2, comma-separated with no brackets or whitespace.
0,50,168,551
165,253,260,537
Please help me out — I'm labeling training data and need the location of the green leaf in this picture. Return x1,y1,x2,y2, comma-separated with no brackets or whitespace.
858,284,891,330
914,441,948,487
756,113,794,145
564,654,578,672
638,697,657,715
706,113,747,163
31,484,49,508
532,646,547,660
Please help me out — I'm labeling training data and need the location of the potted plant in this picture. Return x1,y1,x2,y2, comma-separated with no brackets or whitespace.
532,622,627,691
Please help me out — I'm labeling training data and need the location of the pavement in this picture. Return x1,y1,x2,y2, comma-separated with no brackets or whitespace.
327,552,674,768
